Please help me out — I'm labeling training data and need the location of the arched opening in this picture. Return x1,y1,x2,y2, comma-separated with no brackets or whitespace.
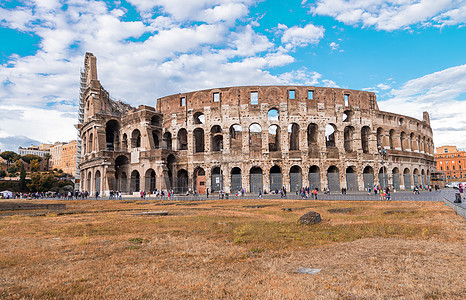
249,167,263,193
327,166,340,191
152,130,160,149
267,108,279,121
177,129,188,150
165,154,176,190
87,171,91,192
290,165,302,192
121,133,128,151
421,169,426,187
270,165,282,192
231,167,242,192
343,110,352,122
392,167,400,190
193,128,205,153
211,166,222,192
288,123,300,151
163,132,172,150
105,120,120,151
403,168,411,190
229,124,242,150
177,169,188,194
151,115,161,126
193,112,205,125
307,123,318,145
400,132,406,151
95,170,101,194
89,133,93,152
268,125,280,152
417,135,421,152
194,167,206,193
144,169,155,192
249,123,262,152
130,170,140,192
361,126,370,153
346,166,358,191
410,133,415,151
83,136,87,154
344,126,354,152
325,124,336,148
308,166,321,190
413,168,420,186
115,155,129,193
378,167,388,188
211,125,223,152
377,128,384,148
389,129,395,150
131,129,141,148
363,166,374,190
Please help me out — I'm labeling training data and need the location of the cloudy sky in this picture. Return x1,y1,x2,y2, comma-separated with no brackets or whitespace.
0,0,465,151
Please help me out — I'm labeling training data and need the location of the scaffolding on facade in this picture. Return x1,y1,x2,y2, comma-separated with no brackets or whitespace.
73,68,85,190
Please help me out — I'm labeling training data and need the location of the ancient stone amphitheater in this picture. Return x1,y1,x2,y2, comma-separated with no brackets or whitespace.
79,53,435,196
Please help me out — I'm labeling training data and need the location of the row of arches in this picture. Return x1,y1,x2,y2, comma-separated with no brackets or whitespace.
83,163,431,195
86,119,433,156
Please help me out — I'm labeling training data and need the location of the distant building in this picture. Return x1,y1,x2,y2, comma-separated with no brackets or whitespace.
435,146,466,181
50,141,77,176
18,144,52,158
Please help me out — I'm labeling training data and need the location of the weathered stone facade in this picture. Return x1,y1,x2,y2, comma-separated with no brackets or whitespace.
79,53,435,195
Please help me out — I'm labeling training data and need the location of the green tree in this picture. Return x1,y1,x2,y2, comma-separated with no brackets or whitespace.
30,159,40,172
21,154,42,164
19,164,26,191
7,165,18,174
0,170,6,178
0,151,20,165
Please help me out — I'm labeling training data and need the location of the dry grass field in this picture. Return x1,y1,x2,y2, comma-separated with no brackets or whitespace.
0,198,464,299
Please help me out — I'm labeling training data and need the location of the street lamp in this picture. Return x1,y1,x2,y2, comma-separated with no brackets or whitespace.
378,145,387,188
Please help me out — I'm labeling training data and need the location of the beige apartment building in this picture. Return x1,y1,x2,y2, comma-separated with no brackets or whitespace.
50,141,77,176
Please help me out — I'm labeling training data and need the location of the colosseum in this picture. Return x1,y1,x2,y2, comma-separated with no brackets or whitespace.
78,53,435,196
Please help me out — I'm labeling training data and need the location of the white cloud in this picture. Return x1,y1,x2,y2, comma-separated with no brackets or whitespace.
378,64,466,148
329,41,339,51
281,23,325,50
310,0,466,31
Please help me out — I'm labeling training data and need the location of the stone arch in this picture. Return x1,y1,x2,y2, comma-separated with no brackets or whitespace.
403,168,411,190
177,169,188,194
152,130,161,149
389,129,395,150
211,125,223,152
95,170,101,195
361,126,370,153
89,133,94,152
231,167,242,192
130,170,140,192
193,112,205,125
344,126,355,152
249,166,263,193
413,168,420,186
249,123,262,151
378,166,388,188
376,127,384,148
307,123,318,145
122,133,128,151
131,129,141,148
400,131,407,151
151,115,161,126
193,128,205,153
308,165,321,190
290,165,302,191
105,120,120,151
270,165,282,192
392,167,400,190
346,166,358,191
288,123,300,150
410,132,415,151
177,129,188,150
363,166,374,190
194,167,206,194
211,166,223,192
87,171,92,192
166,154,176,190
267,108,279,121
229,124,242,150
268,125,280,152
115,155,129,193
327,166,340,191
325,124,337,148
145,169,156,192
163,132,172,150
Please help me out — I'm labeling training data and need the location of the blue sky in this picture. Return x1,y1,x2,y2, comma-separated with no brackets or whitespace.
0,0,465,151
